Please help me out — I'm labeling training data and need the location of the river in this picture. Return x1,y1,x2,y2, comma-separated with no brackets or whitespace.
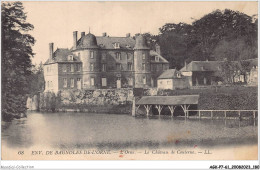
2,111,257,151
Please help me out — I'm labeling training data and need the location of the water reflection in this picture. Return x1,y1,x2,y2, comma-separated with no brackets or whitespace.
1,111,258,150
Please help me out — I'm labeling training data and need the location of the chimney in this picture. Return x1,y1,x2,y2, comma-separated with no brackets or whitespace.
81,32,85,38
155,43,161,55
126,33,130,37
102,32,107,37
73,31,78,49
49,43,54,60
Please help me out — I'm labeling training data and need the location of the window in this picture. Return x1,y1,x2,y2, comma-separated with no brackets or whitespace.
142,53,146,60
155,56,159,62
116,52,121,60
62,64,67,72
143,76,146,84
102,64,106,72
116,63,122,71
90,63,94,71
128,78,133,86
201,66,204,71
76,64,81,72
70,78,74,88
70,64,74,72
77,78,81,89
114,43,120,49
63,78,67,88
90,78,95,86
177,73,181,78
68,55,73,61
90,51,94,59
127,63,132,71
142,63,145,71
102,78,107,87
78,53,81,60
101,54,106,61
127,53,130,60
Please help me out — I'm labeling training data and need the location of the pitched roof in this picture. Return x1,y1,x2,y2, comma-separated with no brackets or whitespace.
150,50,169,64
75,36,136,50
158,69,180,79
136,95,199,105
180,61,222,72
44,48,81,65
180,59,258,72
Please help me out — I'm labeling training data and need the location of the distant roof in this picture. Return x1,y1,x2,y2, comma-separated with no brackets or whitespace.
136,95,199,105
158,69,181,79
74,36,136,50
180,61,222,72
150,50,169,64
44,48,81,65
180,59,258,72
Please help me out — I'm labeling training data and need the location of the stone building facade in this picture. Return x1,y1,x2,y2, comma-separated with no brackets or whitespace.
44,32,169,92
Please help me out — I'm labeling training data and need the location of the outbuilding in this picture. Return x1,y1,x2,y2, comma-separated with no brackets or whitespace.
157,69,189,90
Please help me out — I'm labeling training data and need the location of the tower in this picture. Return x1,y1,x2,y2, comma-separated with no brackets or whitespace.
72,32,101,89
133,34,151,88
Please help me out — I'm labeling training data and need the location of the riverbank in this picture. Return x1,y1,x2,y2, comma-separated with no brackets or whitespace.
25,86,257,117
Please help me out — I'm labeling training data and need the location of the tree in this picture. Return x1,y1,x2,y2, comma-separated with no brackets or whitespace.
28,62,45,96
157,23,192,69
2,2,35,121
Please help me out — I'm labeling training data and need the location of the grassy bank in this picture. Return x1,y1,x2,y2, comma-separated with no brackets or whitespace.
156,86,257,110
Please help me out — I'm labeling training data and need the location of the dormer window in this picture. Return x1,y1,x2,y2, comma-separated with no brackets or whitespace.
155,56,159,62
114,43,120,49
68,55,73,61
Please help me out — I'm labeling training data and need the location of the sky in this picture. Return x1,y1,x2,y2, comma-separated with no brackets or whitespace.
21,1,258,64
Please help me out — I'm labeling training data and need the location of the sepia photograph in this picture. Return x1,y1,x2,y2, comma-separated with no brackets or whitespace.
1,0,259,168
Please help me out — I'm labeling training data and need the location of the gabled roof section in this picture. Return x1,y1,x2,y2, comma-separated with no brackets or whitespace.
180,61,222,72
158,69,181,79
73,36,136,50
150,50,169,64
136,95,199,105
44,48,81,65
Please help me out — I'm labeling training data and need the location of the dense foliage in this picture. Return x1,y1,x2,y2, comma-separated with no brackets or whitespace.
144,9,257,70
2,2,35,121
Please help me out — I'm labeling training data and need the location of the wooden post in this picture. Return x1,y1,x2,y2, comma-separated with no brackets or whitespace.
180,105,187,118
238,110,241,119
224,111,227,119
132,97,136,117
136,105,140,115
211,111,213,119
187,105,190,119
155,105,163,116
198,110,201,119
168,106,176,117
144,105,151,116
253,111,256,119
